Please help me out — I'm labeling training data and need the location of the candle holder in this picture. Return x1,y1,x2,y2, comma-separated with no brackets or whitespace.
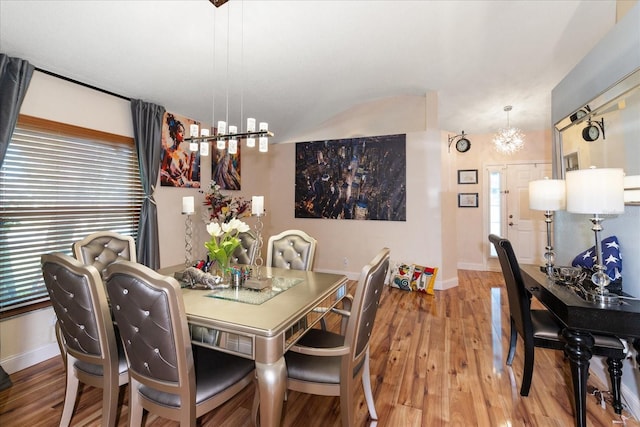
244,212,272,290
184,214,193,267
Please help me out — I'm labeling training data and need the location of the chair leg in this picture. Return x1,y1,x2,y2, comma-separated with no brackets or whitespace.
606,357,623,415
520,343,535,396
361,349,378,420
339,383,355,427
129,379,144,427
506,318,517,366
102,373,120,427
60,359,79,427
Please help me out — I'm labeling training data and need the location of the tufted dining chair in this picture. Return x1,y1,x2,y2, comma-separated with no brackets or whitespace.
257,247,389,427
230,230,258,265
489,234,626,413
266,229,317,271
41,253,128,427
72,231,137,279
56,231,136,369
105,261,255,426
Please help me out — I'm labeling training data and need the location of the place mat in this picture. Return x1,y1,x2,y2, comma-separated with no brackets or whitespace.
206,276,303,305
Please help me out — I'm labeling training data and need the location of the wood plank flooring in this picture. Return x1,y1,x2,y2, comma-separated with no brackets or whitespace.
1,269,638,426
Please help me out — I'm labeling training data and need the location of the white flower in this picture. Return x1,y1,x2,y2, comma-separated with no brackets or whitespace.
206,222,223,237
227,218,250,233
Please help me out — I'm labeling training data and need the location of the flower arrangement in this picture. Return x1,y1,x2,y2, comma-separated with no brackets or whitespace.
203,182,251,223
205,218,251,273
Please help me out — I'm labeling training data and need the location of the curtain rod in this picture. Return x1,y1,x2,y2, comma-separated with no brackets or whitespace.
35,67,131,102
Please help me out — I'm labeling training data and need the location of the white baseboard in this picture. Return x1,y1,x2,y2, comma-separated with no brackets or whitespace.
457,262,485,271
434,276,458,290
1,342,60,374
590,356,640,421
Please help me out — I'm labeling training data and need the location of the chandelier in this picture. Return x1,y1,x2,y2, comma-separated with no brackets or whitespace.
185,0,273,155
493,105,525,154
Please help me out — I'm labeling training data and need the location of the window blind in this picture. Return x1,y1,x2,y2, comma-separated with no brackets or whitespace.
0,127,144,313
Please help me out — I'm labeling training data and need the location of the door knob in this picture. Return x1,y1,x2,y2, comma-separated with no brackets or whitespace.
509,222,514,226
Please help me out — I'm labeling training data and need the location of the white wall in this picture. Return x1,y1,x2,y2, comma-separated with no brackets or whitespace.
269,93,458,289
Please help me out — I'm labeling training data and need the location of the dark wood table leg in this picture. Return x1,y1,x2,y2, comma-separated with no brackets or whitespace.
562,328,594,427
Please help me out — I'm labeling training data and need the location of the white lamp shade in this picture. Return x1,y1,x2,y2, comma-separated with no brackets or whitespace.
529,179,565,211
566,168,625,214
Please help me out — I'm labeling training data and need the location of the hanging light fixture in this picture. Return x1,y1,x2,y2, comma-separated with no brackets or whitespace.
185,0,273,153
493,105,525,154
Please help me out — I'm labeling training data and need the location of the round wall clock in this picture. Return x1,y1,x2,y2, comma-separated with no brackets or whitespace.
582,125,600,141
456,137,471,153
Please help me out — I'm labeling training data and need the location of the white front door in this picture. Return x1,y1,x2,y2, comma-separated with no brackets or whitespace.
505,163,552,265
486,162,551,270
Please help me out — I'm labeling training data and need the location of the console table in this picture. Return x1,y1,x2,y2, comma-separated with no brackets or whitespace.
520,264,640,427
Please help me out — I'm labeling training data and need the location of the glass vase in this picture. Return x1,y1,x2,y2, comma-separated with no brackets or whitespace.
216,256,231,285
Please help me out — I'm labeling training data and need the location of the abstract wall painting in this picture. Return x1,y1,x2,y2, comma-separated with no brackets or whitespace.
295,134,406,221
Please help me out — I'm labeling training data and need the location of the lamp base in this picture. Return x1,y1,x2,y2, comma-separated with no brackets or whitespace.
585,289,619,306
244,277,272,290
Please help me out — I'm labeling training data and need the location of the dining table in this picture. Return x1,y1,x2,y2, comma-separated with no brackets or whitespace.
520,264,640,427
157,264,349,427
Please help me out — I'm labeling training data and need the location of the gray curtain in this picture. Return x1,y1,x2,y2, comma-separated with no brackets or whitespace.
0,53,34,168
0,53,33,391
131,99,165,269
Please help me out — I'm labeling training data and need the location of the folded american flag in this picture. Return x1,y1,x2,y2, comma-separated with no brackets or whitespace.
571,235,622,281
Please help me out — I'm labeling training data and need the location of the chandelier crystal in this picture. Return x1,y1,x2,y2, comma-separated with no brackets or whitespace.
493,105,525,154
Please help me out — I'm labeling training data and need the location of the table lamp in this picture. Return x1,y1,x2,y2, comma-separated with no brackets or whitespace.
529,178,566,276
566,168,625,304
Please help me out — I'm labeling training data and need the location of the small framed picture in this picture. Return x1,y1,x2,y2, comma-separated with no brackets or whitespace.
458,193,479,208
458,169,478,184
564,152,579,173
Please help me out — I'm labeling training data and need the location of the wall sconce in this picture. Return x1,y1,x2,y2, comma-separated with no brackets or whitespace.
447,130,471,153
582,117,605,142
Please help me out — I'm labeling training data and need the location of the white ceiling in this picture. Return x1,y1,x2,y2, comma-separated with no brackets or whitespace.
0,0,617,143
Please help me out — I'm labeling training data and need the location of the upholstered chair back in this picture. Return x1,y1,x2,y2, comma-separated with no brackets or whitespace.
230,231,258,265
350,248,390,358
41,252,127,427
266,229,317,271
105,260,255,426
73,231,136,278
488,234,532,340
106,261,186,387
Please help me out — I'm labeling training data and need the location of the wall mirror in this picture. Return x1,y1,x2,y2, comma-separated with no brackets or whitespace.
555,67,640,206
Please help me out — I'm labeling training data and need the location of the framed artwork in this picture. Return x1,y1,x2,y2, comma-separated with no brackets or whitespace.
458,169,478,184
564,152,579,173
160,112,201,188
211,145,242,190
458,193,478,208
294,134,406,221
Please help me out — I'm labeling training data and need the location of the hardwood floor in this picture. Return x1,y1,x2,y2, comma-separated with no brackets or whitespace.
1,270,638,426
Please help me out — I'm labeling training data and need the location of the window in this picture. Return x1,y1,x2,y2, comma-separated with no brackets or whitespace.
0,117,144,315
488,168,504,257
